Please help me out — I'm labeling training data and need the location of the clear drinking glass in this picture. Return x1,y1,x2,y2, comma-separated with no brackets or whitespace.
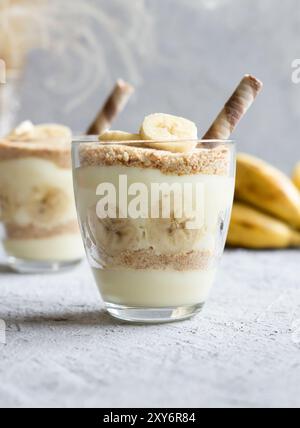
0,135,85,273
72,137,236,323
0,74,21,138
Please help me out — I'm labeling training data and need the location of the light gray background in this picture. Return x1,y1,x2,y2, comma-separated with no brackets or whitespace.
1,1,300,408
18,0,300,173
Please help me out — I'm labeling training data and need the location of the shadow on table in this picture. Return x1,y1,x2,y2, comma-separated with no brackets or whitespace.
0,264,13,273
1,308,123,329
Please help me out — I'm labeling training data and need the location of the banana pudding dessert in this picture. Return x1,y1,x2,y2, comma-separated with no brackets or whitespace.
0,121,84,271
73,113,235,321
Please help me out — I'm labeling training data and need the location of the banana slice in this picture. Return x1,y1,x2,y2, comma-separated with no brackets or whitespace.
99,131,141,142
0,186,16,222
34,124,72,141
146,212,204,254
86,206,144,256
7,121,36,141
7,122,72,142
26,186,71,226
140,113,198,153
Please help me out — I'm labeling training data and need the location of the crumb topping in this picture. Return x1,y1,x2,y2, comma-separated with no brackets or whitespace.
79,143,231,176
5,220,80,239
98,248,214,271
0,139,71,169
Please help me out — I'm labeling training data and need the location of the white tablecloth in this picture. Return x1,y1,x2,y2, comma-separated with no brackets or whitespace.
0,250,299,408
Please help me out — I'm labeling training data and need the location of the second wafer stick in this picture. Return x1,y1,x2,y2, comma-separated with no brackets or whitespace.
87,79,134,135
202,74,263,140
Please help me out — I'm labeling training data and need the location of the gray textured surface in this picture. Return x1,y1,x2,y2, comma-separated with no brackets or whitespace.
0,250,299,408
14,0,300,173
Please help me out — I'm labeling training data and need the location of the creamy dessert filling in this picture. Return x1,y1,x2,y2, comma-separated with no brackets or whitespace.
4,234,84,262
94,269,216,307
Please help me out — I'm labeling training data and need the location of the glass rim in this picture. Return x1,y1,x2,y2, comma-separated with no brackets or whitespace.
72,135,235,145
0,137,70,145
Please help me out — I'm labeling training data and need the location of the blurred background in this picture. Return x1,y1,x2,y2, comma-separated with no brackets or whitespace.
0,0,299,171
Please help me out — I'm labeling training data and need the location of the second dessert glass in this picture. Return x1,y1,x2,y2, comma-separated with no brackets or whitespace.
0,123,85,273
72,137,236,323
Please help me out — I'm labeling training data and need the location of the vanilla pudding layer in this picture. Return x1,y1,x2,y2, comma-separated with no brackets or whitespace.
94,269,216,307
0,155,84,261
4,234,84,262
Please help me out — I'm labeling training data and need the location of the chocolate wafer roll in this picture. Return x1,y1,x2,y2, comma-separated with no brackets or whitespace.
87,79,134,135
203,74,263,140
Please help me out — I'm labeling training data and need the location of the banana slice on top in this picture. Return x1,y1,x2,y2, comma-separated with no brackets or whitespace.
7,122,72,142
7,121,36,141
99,131,141,142
34,124,72,141
140,113,198,153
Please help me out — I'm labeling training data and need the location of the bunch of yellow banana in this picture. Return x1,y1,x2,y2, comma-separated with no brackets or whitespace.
292,162,300,191
227,153,300,249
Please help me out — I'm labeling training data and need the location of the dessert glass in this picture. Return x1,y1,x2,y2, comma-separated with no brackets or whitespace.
0,133,85,273
72,137,236,323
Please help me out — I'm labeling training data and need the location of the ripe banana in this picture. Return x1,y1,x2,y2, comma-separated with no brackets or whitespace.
292,162,300,191
86,207,144,256
7,121,72,142
99,131,141,142
140,113,198,153
227,203,300,249
146,212,204,254
34,124,72,141
7,121,35,140
235,153,300,229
